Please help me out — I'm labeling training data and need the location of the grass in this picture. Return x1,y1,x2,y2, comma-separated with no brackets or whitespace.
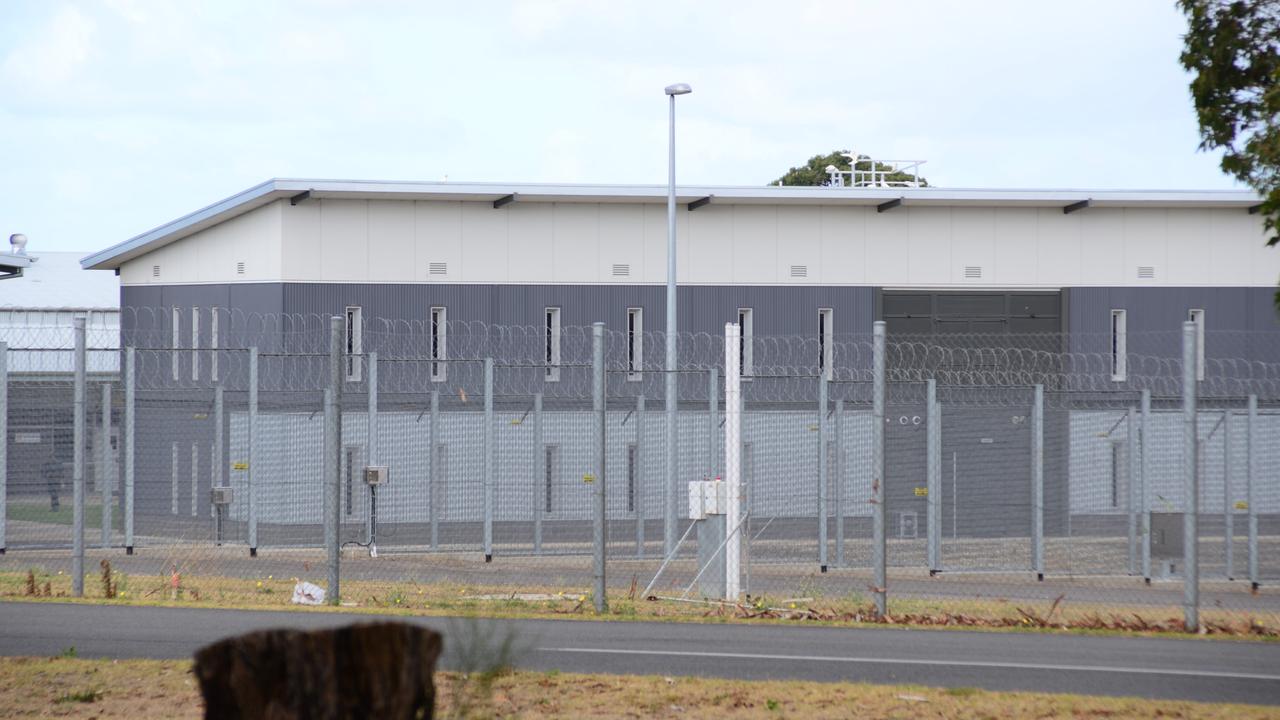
2,568,1276,641
0,656,1275,719
6,499,123,532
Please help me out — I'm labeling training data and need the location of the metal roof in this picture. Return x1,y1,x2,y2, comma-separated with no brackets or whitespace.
80,178,1263,270
0,250,36,278
1,251,119,309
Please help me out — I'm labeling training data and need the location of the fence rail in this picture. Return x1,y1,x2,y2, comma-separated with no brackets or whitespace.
3,314,1279,631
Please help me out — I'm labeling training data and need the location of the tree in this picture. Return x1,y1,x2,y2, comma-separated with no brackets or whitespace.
1179,1,1280,303
772,150,929,187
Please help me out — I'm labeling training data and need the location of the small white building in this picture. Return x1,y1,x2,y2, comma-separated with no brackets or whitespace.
0,250,120,374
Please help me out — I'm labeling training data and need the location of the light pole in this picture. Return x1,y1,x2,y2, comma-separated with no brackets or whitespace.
664,82,691,556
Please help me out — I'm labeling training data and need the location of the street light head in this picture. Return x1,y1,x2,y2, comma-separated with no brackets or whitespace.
664,83,692,96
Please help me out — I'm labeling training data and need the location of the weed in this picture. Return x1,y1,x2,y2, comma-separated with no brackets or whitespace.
766,698,780,711
58,646,77,658
100,559,116,599
24,569,37,596
946,686,979,697
55,688,102,704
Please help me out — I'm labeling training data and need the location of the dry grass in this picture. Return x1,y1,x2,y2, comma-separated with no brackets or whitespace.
3,567,1277,641
1,656,1275,719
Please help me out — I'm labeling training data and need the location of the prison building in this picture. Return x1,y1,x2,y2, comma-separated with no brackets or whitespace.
77,180,1280,564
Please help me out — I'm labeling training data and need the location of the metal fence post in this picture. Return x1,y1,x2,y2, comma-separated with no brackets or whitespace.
591,322,607,613
1141,389,1151,581
1127,405,1138,576
429,389,440,551
708,367,718,479
213,384,224,547
325,315,342,605
124,347,135,554
533,392,543,555
367,351,378,547
1247,394,1258,591
1224,409,1234,580
724,322,742,600
0,342,6,555
1181,320,1199,632
636,393,645,558
247,347,258,556
72,317,86,597
1032,384,1044,580
835,398,845,569
818,367,829,573
871,321,886,618
483,357,494,562
927,378,940,574
100,383,112,549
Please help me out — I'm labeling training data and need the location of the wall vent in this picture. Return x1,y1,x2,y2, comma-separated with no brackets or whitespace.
429,262,448,275
1137,266,1155,279
612,263,630,277
152,265,160,278
964,266,983,279
236,262,245,275
789,265,808,278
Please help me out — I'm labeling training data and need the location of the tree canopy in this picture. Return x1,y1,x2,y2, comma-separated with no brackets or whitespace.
772,150,929,187
1179,1,1280,249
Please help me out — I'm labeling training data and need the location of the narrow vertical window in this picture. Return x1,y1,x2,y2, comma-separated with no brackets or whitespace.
1110,309,1127,382
545,307,561,382
345,306,363,382
627,307,643,381
1188,309,1205,381
435,444,448,519
344,446,357,516
171,307,181,381
737,308,753,377
819,308,834,380
626,443,638,513
1110,442,1121,508
544,444,558,513
430,306,447,382
210,307,220,382
191,307,200,382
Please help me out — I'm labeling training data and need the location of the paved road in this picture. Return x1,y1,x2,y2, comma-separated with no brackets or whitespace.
1,602,1278,705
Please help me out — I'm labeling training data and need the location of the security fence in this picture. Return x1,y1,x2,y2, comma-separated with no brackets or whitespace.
2,309,1279,632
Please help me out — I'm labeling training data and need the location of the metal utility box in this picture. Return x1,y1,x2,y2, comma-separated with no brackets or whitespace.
210,486,234,506
1150,513,1184,560
688,479,726,520
363,466,389,486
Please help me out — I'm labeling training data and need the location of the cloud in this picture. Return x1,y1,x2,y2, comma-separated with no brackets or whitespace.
1,5,95,92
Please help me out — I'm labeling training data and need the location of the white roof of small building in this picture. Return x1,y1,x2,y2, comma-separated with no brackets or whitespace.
0,251,120,310
80,178,1264,271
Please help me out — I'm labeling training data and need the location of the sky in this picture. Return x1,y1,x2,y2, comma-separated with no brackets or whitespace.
0,0,1244,255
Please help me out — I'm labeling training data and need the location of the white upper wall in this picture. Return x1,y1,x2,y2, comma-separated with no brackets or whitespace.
119,200,283,286
118,197,1276,288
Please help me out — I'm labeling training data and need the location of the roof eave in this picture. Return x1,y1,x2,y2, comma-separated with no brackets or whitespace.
81,179,1264,271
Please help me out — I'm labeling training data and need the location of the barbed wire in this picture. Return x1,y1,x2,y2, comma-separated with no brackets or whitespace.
3,308,1279,402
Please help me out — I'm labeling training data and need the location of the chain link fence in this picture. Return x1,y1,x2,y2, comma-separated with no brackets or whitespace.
2,309,1278,631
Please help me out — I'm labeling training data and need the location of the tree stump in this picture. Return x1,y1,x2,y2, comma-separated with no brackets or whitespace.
193,622,442,720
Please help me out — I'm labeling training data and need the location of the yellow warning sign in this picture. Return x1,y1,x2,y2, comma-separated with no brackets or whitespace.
232,462,249,471
1235,500,1249,510
583,473,596,484
914,487,928,497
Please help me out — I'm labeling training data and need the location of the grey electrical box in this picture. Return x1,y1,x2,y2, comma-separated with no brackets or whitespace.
364,466,389,486
210,486,234,506
1150,512,1184,560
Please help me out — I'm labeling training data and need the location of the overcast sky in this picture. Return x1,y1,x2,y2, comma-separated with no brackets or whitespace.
0,0,1243,255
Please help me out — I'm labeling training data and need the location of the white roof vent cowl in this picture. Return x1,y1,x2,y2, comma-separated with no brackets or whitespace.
9,234,28,255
